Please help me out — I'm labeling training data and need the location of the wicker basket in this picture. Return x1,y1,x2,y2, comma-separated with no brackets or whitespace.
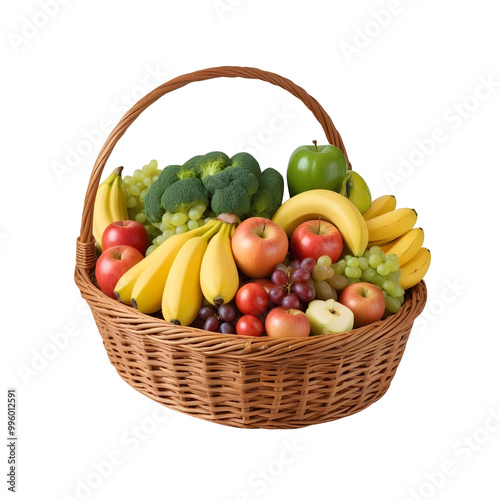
75,66,427,429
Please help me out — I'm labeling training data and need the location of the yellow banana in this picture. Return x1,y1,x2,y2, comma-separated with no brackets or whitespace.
382,227,424,266
363,195,397,220
367,208,418,245
162,222,221,325
109,168,129,222
200,222,239,306
272,189,369,256
130,220,220,314
399,248,431,290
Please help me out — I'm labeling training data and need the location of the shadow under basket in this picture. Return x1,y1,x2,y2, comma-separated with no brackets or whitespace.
74,66,428,429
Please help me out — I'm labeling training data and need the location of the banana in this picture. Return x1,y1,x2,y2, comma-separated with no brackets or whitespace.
366,208,418,246
93,166,128,250
200,221,239,306
130,220,220,314
109,168,129,222
382,227,424,266
399,247,431,290
162,222,222,325
271,189,369,256
363,195,397,220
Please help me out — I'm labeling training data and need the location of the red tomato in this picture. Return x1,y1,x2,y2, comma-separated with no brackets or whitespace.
236,315,265,337
236,283,269,316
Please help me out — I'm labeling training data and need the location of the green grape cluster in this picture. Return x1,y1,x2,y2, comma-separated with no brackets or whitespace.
123,159,162,239
332,246,405,314
311,255,349,301
146,204,214,255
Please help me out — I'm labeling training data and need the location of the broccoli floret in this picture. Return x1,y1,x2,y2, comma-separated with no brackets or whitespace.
197,151,231,183
230,152,262,181
161,177,209,214
144,164,182,223
247,168,284,219
204,167,259,217
178,155,202,179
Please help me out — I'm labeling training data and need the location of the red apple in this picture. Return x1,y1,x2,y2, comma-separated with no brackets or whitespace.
102,220,150,255
265,307,310,338
95,245,144,298
231,217,288,278
247,278,274,293
338,282,386,328
289,219,343,263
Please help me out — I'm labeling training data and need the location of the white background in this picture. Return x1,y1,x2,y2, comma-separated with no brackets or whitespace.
2,1,500,499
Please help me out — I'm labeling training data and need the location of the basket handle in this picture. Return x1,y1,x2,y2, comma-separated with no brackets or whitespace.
76,66,349,269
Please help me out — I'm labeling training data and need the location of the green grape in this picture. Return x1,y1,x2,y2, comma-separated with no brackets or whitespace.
187,220,199,230
143,177,152,187
163,229,176,239
313,265,329,281
363,250,370,258
385,296,401,314
194,203,206,213
156,234,166,245
362,267,377,282
358,257,369,270
387,258,399,272
175,224,188,234
326,274,348,291
343,254,352,262
128,185,140,197
188,207,202,221
345,266,362,279
397,295,405,304
123,175,134,185
347,257,359,268
369,246,382,255
171,212,188,226
377,263,390,276
371,274,386,288
333,259,347,274
145,245,157,256
133,169,144,180
369,253,382,268
204,217,213,224
324,266,335,280
314,280,334,300
162,212,173,226
317,255,332,267
386,253,398,261
139,188,149,201
127,197,137,208
135,212,147,224
383,280,396,293
389,284,405,298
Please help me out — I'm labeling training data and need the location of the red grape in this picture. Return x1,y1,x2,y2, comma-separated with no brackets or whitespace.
218,303,236,322
199,306,216,320
291,267,311,284
288,259,301,270
300,257,316,273
204,316,220,332
282,293,300,309
292,283,314,302
220,322,235,334
268,285,286,304
271,269,288,285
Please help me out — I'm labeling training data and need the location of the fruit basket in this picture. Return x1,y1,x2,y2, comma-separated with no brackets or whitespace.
75,66,427,429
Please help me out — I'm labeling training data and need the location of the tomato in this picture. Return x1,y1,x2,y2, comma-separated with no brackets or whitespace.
236,315,265,337
236,283,269,316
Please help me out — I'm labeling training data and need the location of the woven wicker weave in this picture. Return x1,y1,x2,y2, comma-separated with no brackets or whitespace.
75,66,427,429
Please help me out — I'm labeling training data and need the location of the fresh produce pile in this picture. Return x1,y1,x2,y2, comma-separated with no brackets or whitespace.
92,142,430,338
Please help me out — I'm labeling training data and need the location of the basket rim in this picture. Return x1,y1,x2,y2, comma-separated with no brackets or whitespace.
75,265,427,359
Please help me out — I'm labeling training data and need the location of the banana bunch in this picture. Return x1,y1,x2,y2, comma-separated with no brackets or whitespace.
114,214,239,326
272,189,369,256
93,166,129,250
364,195,431,289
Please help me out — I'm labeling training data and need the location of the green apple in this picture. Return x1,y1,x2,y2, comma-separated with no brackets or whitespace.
305,299,354,335
287,140,347,197
340,171,372,214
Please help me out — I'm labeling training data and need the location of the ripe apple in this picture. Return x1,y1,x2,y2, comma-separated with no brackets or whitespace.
231,217,288,278
287,141,347,197
305,299,354,335
289,219,343,263
95,245,143,298
102,220,150,255
265,307,310,338
340,171,372,215
338,282,385,328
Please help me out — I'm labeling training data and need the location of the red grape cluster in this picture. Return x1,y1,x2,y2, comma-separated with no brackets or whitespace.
268,257,316,309
195,302,239,333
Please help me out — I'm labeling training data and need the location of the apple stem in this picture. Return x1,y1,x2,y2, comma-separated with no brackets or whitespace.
312,140,318,152
261,222,267,238
318,216,322,234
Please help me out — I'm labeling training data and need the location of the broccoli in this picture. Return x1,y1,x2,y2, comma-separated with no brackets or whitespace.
247,168,284,219
196,151,231,182
179,155,202,179
230,152,262,181
203,166,259,218
144,164,182,223
161,177,209,214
